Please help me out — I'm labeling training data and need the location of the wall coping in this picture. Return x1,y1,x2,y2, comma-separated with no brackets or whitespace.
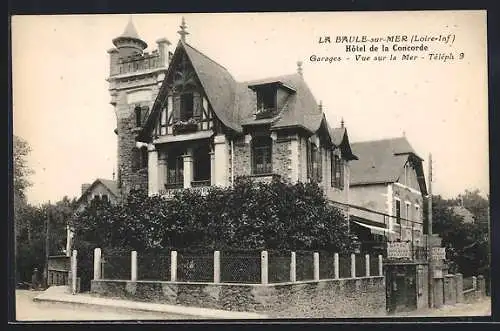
463,288,476,294
93,276,384,288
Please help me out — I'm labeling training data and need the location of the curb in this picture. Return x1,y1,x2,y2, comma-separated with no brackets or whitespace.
33,292,268,320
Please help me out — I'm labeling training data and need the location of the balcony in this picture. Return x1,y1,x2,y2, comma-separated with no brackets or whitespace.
172,118,199,135
160,181,211,199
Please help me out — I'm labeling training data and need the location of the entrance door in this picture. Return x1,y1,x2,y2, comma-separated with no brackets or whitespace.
385,265,417,313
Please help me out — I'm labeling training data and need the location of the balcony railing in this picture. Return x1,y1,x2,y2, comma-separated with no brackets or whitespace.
191,179,211,187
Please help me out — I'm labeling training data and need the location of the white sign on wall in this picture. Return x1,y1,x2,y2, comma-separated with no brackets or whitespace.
387,242,412,258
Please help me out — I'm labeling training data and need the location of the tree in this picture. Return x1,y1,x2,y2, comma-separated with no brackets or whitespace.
13,135,34,283
73,178,358,253
425,193,489,277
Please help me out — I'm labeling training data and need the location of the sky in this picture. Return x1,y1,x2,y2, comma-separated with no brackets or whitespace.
11,11,489,205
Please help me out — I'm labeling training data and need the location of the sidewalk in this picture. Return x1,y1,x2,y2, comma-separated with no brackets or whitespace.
391,298,491,317
34,286,268,320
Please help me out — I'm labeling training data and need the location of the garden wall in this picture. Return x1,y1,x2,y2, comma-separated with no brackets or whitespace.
91,276,386,318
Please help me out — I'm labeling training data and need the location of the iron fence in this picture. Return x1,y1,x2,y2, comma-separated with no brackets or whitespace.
268,250,291,283
318,251,337,279
101,249,130,280
369,255,380,276
220,251,260,283
338,255,351,278
355,254,366,277
463,277,474,290
177,253,213,282
137,250,170,281
296,251,314,281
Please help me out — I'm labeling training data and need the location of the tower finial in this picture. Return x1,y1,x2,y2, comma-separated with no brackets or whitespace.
178,17,189,42
341,117,345,128
319,100,323,111
297,61,303,76
113,167,116,181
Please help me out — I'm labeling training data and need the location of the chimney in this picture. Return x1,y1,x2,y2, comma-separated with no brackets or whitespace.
297,61,303,76
156,38,171,67
81,183,91,195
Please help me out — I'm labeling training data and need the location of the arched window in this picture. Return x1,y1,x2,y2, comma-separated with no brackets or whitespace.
252,136,272,175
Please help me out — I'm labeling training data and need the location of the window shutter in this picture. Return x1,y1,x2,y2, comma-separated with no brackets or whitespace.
173,95,181,121
317,148,323,182
193,92,202,119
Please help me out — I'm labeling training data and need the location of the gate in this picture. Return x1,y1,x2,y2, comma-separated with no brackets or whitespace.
385,263,417,313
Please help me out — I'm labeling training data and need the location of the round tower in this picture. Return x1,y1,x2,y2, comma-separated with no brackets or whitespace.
112,17,148,58
107,17,170,198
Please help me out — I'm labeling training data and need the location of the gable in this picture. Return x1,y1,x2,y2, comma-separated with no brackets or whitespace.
350,137,427,194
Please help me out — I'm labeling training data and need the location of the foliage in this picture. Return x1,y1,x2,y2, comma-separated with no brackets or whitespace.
15,197,78,283
13,135,34,203
73,177,358,254
424,192,489,277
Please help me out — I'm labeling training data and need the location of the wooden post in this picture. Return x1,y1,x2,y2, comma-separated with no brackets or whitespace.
261,251,268,285
131,251,137,281
71,250,77,295
314,252,320,281
290,252,296,282
170,251,177,282
334,253,339,279
93,248,102,280
213,251,220,283
365,254,370,277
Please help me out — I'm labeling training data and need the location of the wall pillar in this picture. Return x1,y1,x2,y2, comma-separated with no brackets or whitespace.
71,250,77,295
131,251,137,281
170,251,177,282
214,135,228,186
314,252,320,281
93,248,102,280
183,149,193,189
477,275,486,297
158,152,167,192
378,255,383,276
148,144,159,195
209,151,216,186
213,251,220,283
455,273,464,303
351,254,356,278
334,253,339,279
261,251,268,285
290,252,297,282
365,254,370,277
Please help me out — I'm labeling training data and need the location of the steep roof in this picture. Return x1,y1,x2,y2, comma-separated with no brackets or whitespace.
140,41,346,144
349,137,425,188
120,19,141,40
451,206,475,223
77,178,120,204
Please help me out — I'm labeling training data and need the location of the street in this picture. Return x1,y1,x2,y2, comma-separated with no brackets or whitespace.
15,290,200,321
393,298,491,317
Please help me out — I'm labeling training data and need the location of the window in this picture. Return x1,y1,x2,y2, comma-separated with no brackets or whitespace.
395,200,401,224
132,147,148,171
180,93,194,120
252,136,272,174
101,194,108,203
415,205,420,222
193,145,211,183
307,141,321,182
167,149,184,187
257,89,276,114
134,106,142,127
331,152,344,189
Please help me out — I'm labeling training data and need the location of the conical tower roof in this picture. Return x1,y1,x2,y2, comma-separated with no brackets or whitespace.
112,16,148,50
120,18,141,39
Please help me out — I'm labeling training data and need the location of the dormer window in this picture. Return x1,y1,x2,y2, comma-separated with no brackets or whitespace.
248,81,296,119
257,89,276,114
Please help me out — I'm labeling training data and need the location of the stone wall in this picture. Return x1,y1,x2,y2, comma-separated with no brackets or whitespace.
92,276,386,318
272,138,291,181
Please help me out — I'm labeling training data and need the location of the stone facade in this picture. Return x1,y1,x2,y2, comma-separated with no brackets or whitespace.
91,276,386,318
107,22,169,197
